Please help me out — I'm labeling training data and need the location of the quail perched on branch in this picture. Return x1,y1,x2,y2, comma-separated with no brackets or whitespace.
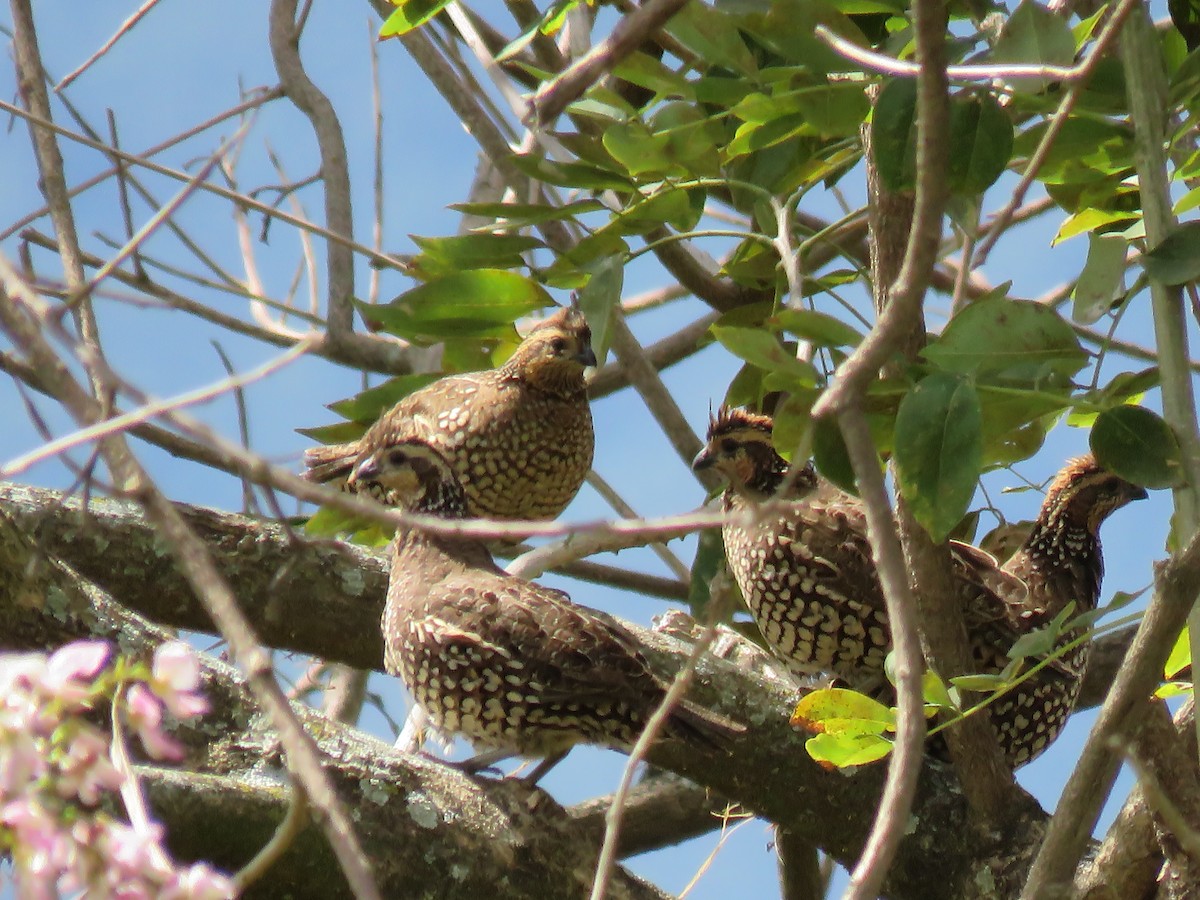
305,306,596,521
354,437,743,776
693,406,1145,767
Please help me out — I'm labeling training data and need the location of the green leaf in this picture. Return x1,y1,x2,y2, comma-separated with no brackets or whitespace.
791,687,896,736
1142,220,1200,285
1053,208,1139,244
794,82,871,138
803,732,893,768
710,326,818,384
1166,626,1191,679
1007,625,1060,660
449,199,605,228
1090,405,1185,488
1072,233,1127,324
303,506,391,546
409,233,544,278
509,154,633,191
872,78,919,190
1155,681,1194,699
893,373,983,543
602,121,673,177
576,255,623,366
378,0,451,38
650,102,722,176
296,421,366,444
813,415,859,494
360,270,552,342
688,529,728,619
1066,586,1146,634
769,309,864,348
991,0,1076,93
772,393,814,462
1013,118,1133,183
1067,367,1159,426
922,298,1087,381
666,3,758,75
947,92,1014,194
949,673,1009,693
613,52,692,100
923,670,957,711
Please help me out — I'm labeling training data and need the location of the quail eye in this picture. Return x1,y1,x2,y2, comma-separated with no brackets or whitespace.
387,449,408,467
721,438,737,453
550,336,567,354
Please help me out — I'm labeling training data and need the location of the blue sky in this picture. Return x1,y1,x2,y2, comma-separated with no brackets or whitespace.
0,3,1179,897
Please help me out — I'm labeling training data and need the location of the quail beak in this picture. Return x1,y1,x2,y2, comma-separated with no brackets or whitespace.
577,346,598,368
347,454,380,488
1126,483,1149,504
692,446,715,472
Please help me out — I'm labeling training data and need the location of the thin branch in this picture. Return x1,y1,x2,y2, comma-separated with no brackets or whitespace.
269,0,356,339
0,86,286,245
0,258,382,900
54,0,168,91
589,581,733,900
586,469,690,582
1,339,316,479
10,0,109,408
836,409,927,900
233,777,310,891
972,0,1141,267
609,310,718,490
816,24,1091,82
531,0,691,125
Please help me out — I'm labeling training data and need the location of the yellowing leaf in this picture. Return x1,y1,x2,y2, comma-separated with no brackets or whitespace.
804,732,893,768
790,687,895,737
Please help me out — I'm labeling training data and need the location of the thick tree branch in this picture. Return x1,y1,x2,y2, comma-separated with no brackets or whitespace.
0,504,666,899
0,479,1064,899
1,482,1138,712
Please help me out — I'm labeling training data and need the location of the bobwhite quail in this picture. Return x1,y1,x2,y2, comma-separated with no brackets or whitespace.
305,306,595,521
693,406,1145,767
352,437,743,773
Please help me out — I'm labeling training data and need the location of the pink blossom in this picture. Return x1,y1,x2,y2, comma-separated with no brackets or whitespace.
3,798,73,889
105,820,173,884
0,654,46,696
0,730,46,799
151,642,209,720
55,725,123,805
43,641,110,707
126,685,184,761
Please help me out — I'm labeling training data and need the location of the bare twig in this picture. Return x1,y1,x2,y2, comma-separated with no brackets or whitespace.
233,777,311,891
0,86,286,244
972,0,1141,267
609,310,717,490
268,0,357,340
531,0,691,124
1,339,316,479
55,0,168,91
0,258,382,900
10,0,109,410
836,409,927,900
586,470,690,582
589,583,734,900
